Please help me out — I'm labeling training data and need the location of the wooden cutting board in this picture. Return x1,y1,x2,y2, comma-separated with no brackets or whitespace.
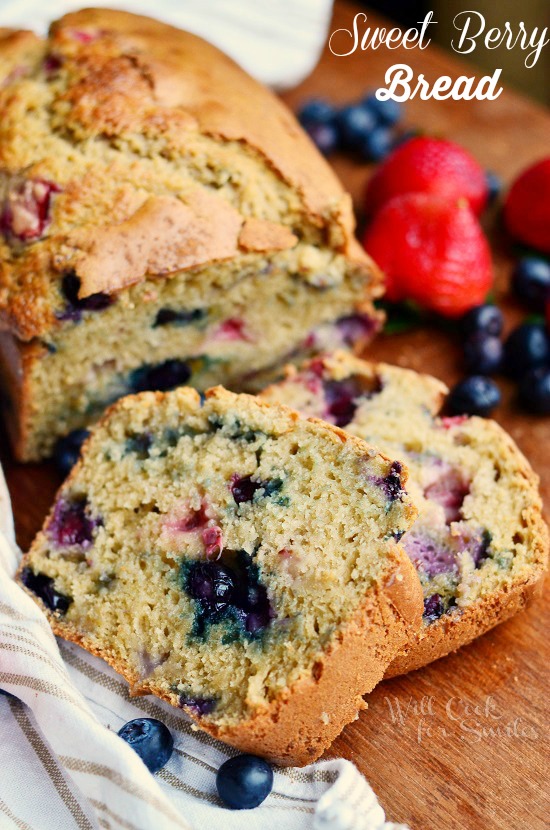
282,4,550,829
1,3,548,828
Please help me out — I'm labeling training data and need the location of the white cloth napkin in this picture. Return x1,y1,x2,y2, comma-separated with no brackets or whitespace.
0,461,409,830
0,0,333,89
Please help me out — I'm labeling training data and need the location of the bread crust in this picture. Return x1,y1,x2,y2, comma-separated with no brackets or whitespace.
0,9,383,460
17,385,423,765
385,567,545,677
56,194,302,298
0,331,44,460
385,428,549,676
50,8,352,229
260,351,549,678
208,554,422,765
38,550,422,766
0,8,382,340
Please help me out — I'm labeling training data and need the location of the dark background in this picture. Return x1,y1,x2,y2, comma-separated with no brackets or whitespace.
362,1,549,104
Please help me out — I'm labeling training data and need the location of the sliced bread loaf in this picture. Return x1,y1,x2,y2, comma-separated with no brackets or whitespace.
0,9,382,462
18,386,421,764
260,351,549,675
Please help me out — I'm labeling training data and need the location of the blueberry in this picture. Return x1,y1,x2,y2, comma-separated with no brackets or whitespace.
511,258,550,309
382,461,405,502
518,367,550,414
186,562,236,615
462,304,503,338
244,610,271,634
324,375,381,427
336,313,377,346
130,359,191,393
447,376,501,417
363,93,402,125
183,552,274,637
125,433,152,458
464,333,503,375
403,532,457,577
231,476,282,504
153,308,205,327
53,429,90,476
216,754,273,810
20,568,72,614
298,98,336,126
304,122,339,156
324,379,358,427
337,103,377,151
231,475,260,504
473,530,492,568
503,323,550,378
261,478,283,498
58,272,112,322
485,171,501,205
118,718,173,773
47,498,98,548
178,695,217,716
423,594,445,623
359,125,394,161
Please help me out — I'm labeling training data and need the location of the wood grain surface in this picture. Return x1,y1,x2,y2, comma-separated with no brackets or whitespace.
283,5,550,829
1,4,548,829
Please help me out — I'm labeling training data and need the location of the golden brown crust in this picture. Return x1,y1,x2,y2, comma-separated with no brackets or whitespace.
0,8,380,340
261,351,549,677
0,28,42,78
238,218,298,253
386,452,549,676
59,193,242,296
385,568,545,677
208,554,422,765
17,384,423,765
55,194,299,297
0,332,44,460
51,8,351,226
22,530,422,767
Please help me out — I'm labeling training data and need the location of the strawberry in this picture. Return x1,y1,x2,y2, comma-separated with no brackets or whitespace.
504,157,550,255
364,137,488,217
362,193,493,317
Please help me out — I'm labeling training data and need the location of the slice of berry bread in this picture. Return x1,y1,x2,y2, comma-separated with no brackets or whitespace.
0,10,382,462
17,386,422,765
260,352,548,676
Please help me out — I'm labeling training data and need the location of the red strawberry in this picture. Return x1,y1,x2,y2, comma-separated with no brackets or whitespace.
504,157,550,255
362,193,493,317
364,137,488,217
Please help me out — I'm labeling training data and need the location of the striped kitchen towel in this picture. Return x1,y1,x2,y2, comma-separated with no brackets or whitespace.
0,462,409,830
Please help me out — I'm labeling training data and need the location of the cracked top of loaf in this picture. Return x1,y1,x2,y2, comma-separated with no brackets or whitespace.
0,8,377,341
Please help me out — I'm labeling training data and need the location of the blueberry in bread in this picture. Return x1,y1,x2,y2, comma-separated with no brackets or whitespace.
260,351,549,675
18,386,422,765
0,9,382,462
